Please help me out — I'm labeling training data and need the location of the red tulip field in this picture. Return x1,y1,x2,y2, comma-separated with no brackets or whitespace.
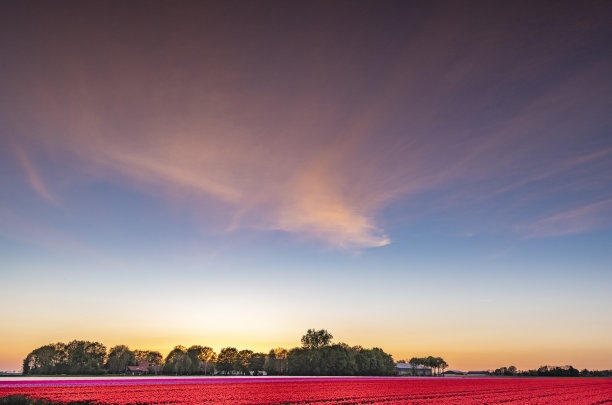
1,377,611,404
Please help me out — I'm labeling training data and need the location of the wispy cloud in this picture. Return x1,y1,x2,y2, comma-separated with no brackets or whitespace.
12,144,59,206
492,148,612,197
519,199,612,238
2,1,611,248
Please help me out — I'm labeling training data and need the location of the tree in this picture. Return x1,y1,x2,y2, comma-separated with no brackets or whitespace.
366,347,395,376
287,343,394,376
438,358,448,376
236,350,253,375
200,346,216,375
65,340,106,374
217,347,238,375
407,355,446,376
320,344,356,375
265,348,289,375
286,347,310,375
52,343,69,374
408,357,422,376
134,350,163,374
301,329,333,350
273,348,288,374
186,346,216,375
177,353,192,375
425,356,437,376
164,346,188,375
264,350,277,375
23,344,63,374
106,345,136,374
249,353,266,376
22,356,31,375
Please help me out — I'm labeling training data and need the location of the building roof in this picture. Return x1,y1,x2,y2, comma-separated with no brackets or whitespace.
395,363,431,370
126,365,148,372
127,361,149,372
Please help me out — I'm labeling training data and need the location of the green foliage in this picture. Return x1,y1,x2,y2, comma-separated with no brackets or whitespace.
355,347,396,376
19,333,612,378
133,350,164,374
0,396,93,405
301,328,333,350
495,364,586,377
105,345,136,374
23,344,60,375
236,350,253,375
216,347,238,375
186,346,216,375
23,341,105,375
320,344,357,375
20,329,395,377
264,348,288,375
0,395,28,404
287,337,395,376
163,345,192,375
177,354,192,374
406,356,447,376
249,352,266,375
65,340,106,374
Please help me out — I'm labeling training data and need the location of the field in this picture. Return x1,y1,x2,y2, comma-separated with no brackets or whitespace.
1,377,611,404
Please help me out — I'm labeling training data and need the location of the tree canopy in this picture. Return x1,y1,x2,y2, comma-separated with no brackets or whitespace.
216,347,238,375
301,329,333,350
106,345,136,374
23,341,106,375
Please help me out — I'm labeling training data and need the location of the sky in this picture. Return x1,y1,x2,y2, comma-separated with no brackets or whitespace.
1,0,611,372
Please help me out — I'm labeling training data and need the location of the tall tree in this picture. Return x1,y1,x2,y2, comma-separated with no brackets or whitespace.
134,350,163,374
425,356,437,376
249,352,266,376
23,344,61,374
362,347,395,376
236,350,253,375
273,348,288,374
408,357,421,376
163,345,188,375
437,357,448,376
265,348,289,375
106,345,136,374
286,347,310,375
65,340,106,374
216,347,238,375
320,344,356,376
264,350,277,375
301,329,333,350
176,353,192,375
186,346,216,375
201,347,216,375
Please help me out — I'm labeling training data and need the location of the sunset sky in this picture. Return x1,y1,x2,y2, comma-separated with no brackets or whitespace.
1,1,611,372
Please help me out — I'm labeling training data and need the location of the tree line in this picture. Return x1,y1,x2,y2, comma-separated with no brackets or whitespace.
397,356,448,376
286,329,395,376
492,365,612,377
22,329,395,376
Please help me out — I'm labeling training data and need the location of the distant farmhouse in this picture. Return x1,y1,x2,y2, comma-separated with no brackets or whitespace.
126,361,150,375
395,362,433,376
443,370,466,375
441,370,489,376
